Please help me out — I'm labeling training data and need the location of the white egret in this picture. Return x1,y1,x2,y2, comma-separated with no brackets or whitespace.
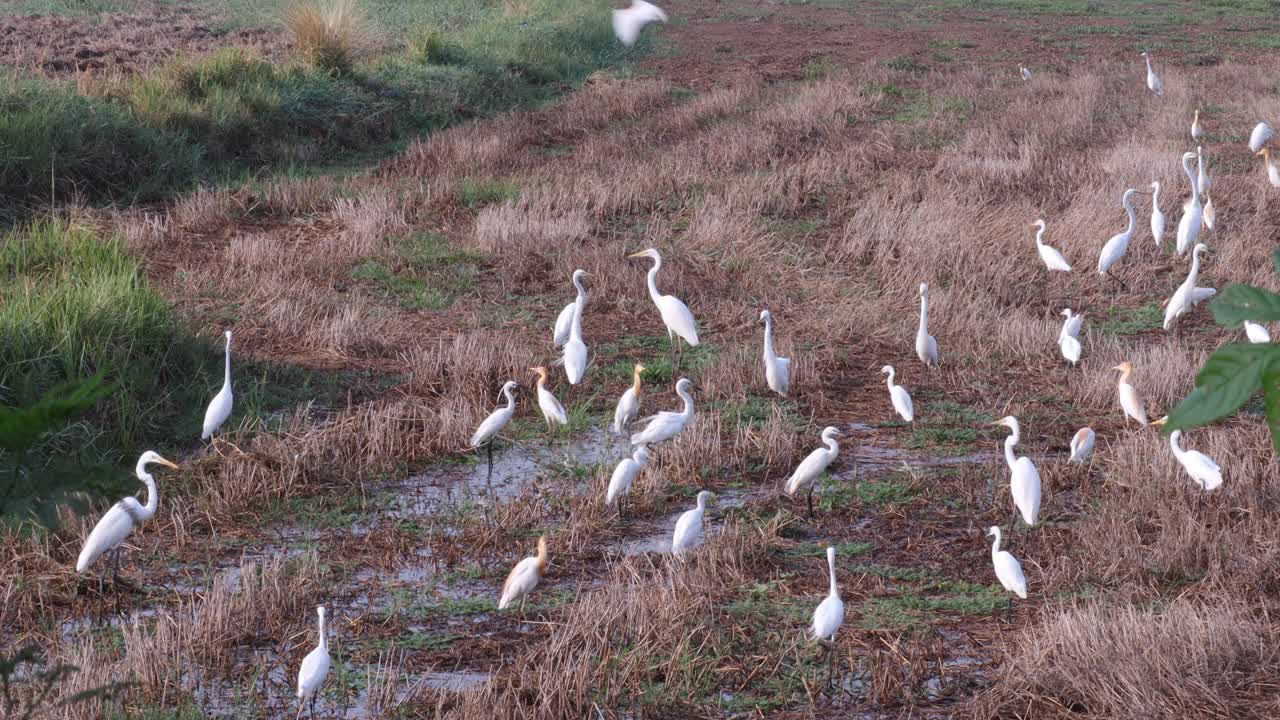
1191,109,1202,141
612,363,646,434
1149,180,1166,246
76,451,178,584
916,283,939,368
986,526,1027,600
202,330,233,441
553,270,587,348
612,0,667,47
530,366,568,428
470,380,518,480
1113,362,1148,426
784,426,842,519
498,536,548,611
1068,427,1095,464
1096,188,1138,281
1141,51,1163,96
992,416,1041,527
1020,65,1032,81
562,277,588,385
605,445,649,518
1196,146,1211,197
1175,152,1202,256
296,605,331,719
1249,121,1274,153
1258,148,1280,188
1202,193,1215,233
811,545,844,685
1163,243,1214,331
1058,308,1083,366
881,366,914,422
628,248,699,370
1031,219,1071,272
1244,321,1272,343
672,491,712,557
1153,419,1223,491
630,377,694,446
760,310,792,397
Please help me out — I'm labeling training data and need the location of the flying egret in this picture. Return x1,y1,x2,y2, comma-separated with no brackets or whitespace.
672,491,712,557
1259,148,1280,188
1097,189,1138,283
1058,308,1083,366
1113,362,1148,426
784,426,842,519
1068,427,1095,464
1163,243,1214,331
811,546,844,685
553,270,587,348
296,605,331,719
612,364,646,434
562,276,588,385
1020,65,1032,81
1149,180,1166,246
1191,109,1202,141
1249,121,1274,153
1152,418,1222,491
612,0,667,47
628,248,699,370
470,380,518,481
916,283,939,368
1141,51,1163,96
76,451,178,586
760,310,792,397
992,417,1041,527
881,366,914,422
202,330,233,441
499,536,548,612
1244,321,1272,343
1175,152,1202,256
606,445,649,519
1030,219,1071,272
530,367,568,428
1196,146,1211,196
631,377,695,446
986,526,1028,601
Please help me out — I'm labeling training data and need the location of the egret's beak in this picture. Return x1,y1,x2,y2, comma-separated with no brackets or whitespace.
988,421,1004,427
155,456,180,470
1151,416,1169,427
626,251,647,258
1111,364,1126,371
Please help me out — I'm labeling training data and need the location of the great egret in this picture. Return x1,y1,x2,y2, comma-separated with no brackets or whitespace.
1196,146,1211,197
76,451,179,584
530,367,568,428
1058,308,1083,366
1244,321,1272,343
499,536,548,611
992,416,1041,527
606,445,649,518
1020,65,1032,81
881,366,914,422
202,330,233,441
1113,362,1148,426
916,283,939,368
986,526,1028,600
612,0,667,47
784,426,841,519
1258,148,1280,188
811,545,844,685
1153,419,1222,491
760,310,792,397
612,364,646,434
1149,180,1166,246
672,491,712,557
1175,152,1202,256
1141,51,1163,96
1191,109,1202,141
1030,219,1071,272
470,380,518,480
553,270,587,348
628,248,699,369
1097,189,1138,281
630,377,694,446
1249,121,1274,153
1068,427,1095,464
562,278,588,385
1163,243,1214,331
296,605,331,719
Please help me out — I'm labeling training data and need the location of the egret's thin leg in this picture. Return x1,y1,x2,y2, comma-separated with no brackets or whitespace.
807,487,815,520
486,441,494,483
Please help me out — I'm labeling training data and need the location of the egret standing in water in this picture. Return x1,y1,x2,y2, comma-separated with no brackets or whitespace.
1149,180,1166,247
784,426,842,519
499,536,548,612
992,416,1041,527
202,330,233,442
612,364,646,434
1113,362,1149,427
1031,219,1071,272
606,445,649,519
296,605,331,720
470,380,518,481
1141,51,1163,95
760,310,792,397
986,526,1028,603
1058,308,1083,366
1152,418,1223,491
530,367,568,429
810,546,844,686
1068,427,1096,464
1097,189,1138,285
881,366,914,422
630,377,695,446
76,451,179,587
612,0,667,47
916,283,939,368
672,491,712,557
1163,243,1214,331
628,248,699,370
553,270,587,348
1175,152,1202,256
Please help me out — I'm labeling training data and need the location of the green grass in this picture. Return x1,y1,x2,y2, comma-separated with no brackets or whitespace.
597,335,718,385
860,580,1009,630
1099,301,1163,335
455,179,522,208
349,232,483,309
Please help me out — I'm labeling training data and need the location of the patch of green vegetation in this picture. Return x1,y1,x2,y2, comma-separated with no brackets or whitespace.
907,425,979,453
350,233,482,309
455,179,521,208
1099,301,1163,335
928,39,978,49
803,56,837,81
881,56,928,74
597,335,717,385
861,82,907,99
714,396,806,432
853,477,919,505
849,564,933,582
367,631,459,653
930,51,954,63
419,596,494,617
860,581,1008,630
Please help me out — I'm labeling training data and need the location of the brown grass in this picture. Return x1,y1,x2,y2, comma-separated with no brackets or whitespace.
284,0,369,74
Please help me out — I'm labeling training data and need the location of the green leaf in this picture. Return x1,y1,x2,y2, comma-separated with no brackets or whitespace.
1210,284,1280,327
1273,248,1280,277
1265,357,1280,454
1165,344,1277,430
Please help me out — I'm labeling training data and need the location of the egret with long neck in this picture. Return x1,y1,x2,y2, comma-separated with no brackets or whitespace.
1097,189,1137,285
760,309,792,396
553,270,587,348
1163,243,1213,331
202,330,234,441
785,426,842,518
76,451,179,588
992,416,1041,528
1149,180,1166,246
628,248,699,371
1176,151,1202,255
915,283,939,368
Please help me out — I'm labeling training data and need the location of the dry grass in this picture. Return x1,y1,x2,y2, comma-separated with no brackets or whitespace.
284,0,369,74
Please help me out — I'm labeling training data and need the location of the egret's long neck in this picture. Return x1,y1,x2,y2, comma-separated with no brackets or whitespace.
1169,433,1183,458
824,434,840,459
138,472,158,518
573,274,586,301
762,316,774,356
631,368,642,396
885,368,895,388
1151,182,1161,205
1003,435,1017,470
318,610,327,652
696,494,706,511
570,291,585,335
827,552,838,596
1144,55,1152,73
678,384,694,418
536,538,548,573
1118,367,1132,385
646,260,662,304
502,385,516,410
990,530,1002,556
1122,196,1136,235
919,294,929,333
1034,226,1045,246
222,340,232,388
1187,251,1202,284
1182,157,1199,204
